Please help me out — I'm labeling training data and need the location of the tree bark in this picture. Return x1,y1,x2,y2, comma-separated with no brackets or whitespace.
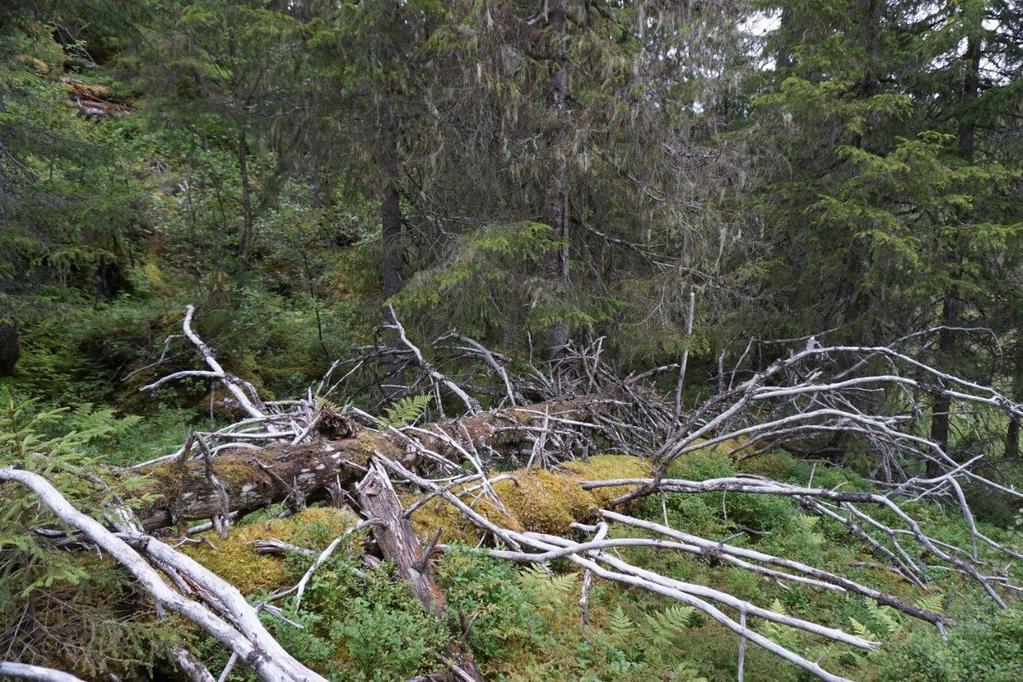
133,396,606,531
237,129,255,261
927,296,960,476
380,113,404,301
543,0,571,359
0,320,19,377
860,0,882,96
1006,336,1023,460
928,29,981,475
357,462,483,680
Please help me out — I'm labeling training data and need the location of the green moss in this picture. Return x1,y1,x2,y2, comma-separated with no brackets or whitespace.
409,461,657,539
493,469,597,534
561,454,651,507
406,492,514,545
668,444,737,479
183,507,356,594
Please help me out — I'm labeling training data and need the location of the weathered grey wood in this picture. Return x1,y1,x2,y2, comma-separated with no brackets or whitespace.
0,468,326,682
357,461,483,682
0,662,84,682
134,395,605,531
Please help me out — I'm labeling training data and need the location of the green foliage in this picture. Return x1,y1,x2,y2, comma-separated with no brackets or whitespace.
240,549,448,682
877,608,1023,682
2,1,1023,680
381,393,433,428
437,548,545,664
641,604,696,651
0,388,182,678
394,221,570,339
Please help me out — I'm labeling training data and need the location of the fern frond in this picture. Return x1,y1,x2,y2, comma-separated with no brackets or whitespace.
609,606,635,640
645,604,695,635
913,593,944,613
382,394,432,427
868,603,901,634
849,617,872,639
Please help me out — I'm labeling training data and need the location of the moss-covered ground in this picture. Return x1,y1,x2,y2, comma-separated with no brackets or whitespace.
178,447,1023,681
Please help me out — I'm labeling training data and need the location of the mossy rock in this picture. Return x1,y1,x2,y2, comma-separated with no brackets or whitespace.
183,507,356,594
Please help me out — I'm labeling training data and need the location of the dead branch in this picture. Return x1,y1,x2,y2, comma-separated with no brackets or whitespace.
386,305,481,415
357,460,484,681
22,310,1020,682
0,663,85,682
140,305,267,420
0,467,326,682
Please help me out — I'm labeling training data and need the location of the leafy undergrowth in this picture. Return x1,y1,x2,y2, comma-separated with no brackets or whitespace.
2,386,1019,681
179,449,1023,681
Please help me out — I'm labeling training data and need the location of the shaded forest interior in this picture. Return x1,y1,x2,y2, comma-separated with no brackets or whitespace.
3,1,1023,681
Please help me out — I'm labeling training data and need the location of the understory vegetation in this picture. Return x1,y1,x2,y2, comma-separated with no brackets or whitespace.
3,0,1023,680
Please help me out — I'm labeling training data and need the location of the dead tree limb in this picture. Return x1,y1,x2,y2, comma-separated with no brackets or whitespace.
357,460,484,681
0,663,85,682
140,305,267,420
131,394,610,531
0,467,327,682
387,305,481,415
171,646,216,682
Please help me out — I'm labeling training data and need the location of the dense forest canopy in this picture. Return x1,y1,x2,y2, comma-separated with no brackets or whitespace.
2,1,1023,681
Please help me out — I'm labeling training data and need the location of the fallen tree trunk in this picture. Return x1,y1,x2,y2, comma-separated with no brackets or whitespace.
134,395,613,531
358,461,484,681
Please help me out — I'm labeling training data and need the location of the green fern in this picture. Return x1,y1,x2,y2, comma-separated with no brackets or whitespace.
381,394,432,427
851,602,902,638
849,617,872,640
517,565,576,597
608,606,635,641
673,661,709,682
867,603,901,635
914,593,944,613
314,396,341,411
645,604,696,635
642,604,696,649
760,599,799,647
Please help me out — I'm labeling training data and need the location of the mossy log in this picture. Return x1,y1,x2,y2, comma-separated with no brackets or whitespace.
134,396,612,531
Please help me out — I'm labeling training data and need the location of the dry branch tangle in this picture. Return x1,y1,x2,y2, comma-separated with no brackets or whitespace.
10,307,1023,682
0,468,326,682
133,395,610,530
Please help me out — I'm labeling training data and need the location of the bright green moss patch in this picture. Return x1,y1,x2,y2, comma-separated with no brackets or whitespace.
560,454,651,506
410,458,654,539
183,507,356,594
492,468,597,534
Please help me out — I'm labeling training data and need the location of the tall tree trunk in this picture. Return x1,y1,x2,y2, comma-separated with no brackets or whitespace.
379,94,404,300
957,33,981,162
378,90,407,400
928,296,960,475
928,30,981,475
237,129,255,261
775,4,794,71
860,0,882,96
0,321,19,377
543,0,570,359
1007,355,1022,461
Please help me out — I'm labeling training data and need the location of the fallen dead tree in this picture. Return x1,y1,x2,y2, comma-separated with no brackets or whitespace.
4,307,1023,681
129,393,617,531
